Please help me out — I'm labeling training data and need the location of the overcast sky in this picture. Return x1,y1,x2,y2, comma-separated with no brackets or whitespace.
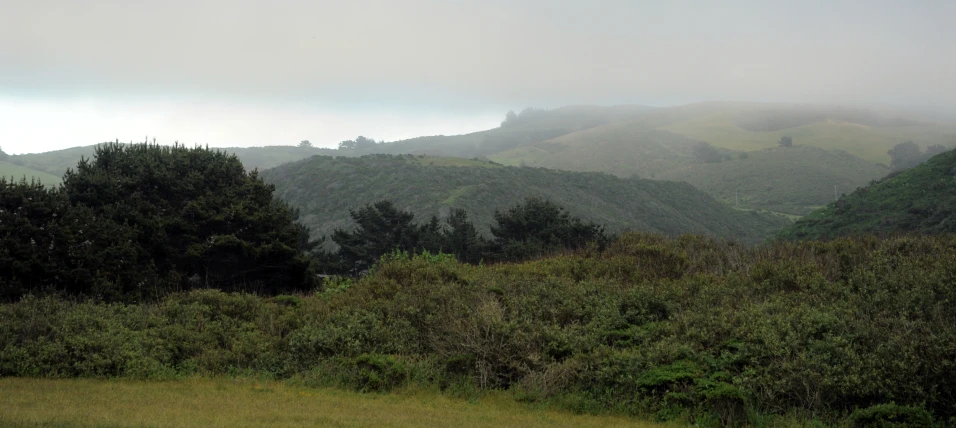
2,0,954,154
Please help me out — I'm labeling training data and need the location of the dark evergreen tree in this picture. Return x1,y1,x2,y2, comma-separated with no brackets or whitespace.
442,208,486,264
888,141,923,171
330,200,421,274
489,197,606,261
59,142,316,296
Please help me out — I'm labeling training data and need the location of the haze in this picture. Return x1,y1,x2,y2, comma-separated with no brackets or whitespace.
2,0,954,154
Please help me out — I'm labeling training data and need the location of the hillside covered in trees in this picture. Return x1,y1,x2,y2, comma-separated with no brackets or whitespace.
261,154,791,244
778,148,956,240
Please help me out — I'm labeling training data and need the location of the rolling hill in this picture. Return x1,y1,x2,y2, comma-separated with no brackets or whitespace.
777,148,956,240
0,161,61,186
261,154,791,244
660,146,889,215
10,102,954,217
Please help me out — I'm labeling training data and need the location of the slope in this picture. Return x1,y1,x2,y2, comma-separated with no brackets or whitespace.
261,154,791,244
660,146,889,215
492,102,955,169
777,148,956,240
0,161,61,186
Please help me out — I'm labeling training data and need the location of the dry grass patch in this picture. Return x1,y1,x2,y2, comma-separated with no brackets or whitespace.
0,377,664,428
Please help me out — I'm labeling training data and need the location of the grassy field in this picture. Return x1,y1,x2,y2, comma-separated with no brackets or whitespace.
0,378,661,428
0,161,61,186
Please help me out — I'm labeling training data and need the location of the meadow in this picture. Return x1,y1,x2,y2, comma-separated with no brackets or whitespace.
0,377,659,428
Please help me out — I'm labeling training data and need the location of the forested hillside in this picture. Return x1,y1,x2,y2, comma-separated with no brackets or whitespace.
262,154,790,244
778,148,956,240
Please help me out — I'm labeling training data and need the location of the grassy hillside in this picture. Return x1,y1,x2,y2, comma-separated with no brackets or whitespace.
492,103,956,176
261,154,790,244
0,161,61,186
778,148,956,240
661,146,889,215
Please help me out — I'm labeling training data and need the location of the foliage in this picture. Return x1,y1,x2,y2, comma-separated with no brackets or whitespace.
779,147,956,240
778,136,793,147
3,233,956,425
674,146,887,215
262,154,790,245
489,197,606,260
887,141,923,171
692,142,723,164
848,403,935,427
0,143,317,300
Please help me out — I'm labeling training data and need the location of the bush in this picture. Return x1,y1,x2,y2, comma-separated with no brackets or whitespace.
849,403,935,427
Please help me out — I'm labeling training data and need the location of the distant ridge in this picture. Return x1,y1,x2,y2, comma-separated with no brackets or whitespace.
261,154,791,244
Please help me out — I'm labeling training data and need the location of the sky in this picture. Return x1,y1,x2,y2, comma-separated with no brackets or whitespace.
1,0,954,154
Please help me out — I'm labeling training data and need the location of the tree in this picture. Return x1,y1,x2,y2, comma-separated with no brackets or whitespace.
299,140,313,148
501,110,518,127
330,200,421,274
490,197,606,261
923,144,948,162
60,142,316,297
887,141,923,171
338,136,377,150
692,142,723,164
778,136,793,147
442,208,486,264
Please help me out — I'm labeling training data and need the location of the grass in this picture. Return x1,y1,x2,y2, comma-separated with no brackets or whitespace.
0,377,662,428
0,161,61,186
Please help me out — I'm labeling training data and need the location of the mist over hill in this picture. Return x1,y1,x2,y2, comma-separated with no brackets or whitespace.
9,102,954,217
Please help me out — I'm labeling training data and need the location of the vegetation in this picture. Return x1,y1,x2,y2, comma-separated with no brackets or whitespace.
0,378,655,428
779,147,956,240
9,103,953,216
261,154,790,245
0,161,61,187
0,143,316,301
3,233,955,426
670,146,887,215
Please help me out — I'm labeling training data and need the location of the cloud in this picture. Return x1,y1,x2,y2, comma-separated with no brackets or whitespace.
1,0,954,153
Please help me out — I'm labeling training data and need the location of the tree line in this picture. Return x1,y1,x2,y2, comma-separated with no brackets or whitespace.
0,143,607,301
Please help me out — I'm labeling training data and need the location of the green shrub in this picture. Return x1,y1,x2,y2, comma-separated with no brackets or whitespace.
849,403,935,427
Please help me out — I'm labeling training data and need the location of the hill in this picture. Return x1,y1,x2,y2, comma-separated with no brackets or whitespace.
660,146,889,215
261,154,790,244
0,160,61,186
10,144,339,177
778,148,956,240
491,102,955,169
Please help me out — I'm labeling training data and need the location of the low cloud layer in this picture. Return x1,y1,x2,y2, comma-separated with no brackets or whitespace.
1,0,954,153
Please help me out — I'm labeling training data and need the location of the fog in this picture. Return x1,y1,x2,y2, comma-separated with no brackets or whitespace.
1,0,954,153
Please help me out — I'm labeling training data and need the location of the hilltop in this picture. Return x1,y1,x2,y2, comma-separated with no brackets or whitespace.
778,148,956,240
261,154,790,244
